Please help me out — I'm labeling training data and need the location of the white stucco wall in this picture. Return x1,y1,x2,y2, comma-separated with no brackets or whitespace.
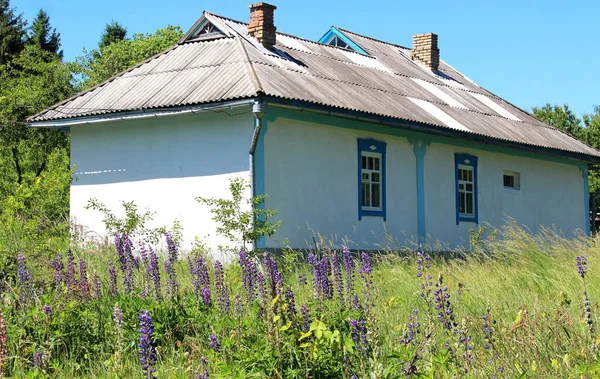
263,117,419,250
70,110,255,252
424,143,585,247
262,113,586,250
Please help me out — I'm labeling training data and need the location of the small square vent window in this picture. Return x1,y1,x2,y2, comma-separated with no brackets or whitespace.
503,171,520,190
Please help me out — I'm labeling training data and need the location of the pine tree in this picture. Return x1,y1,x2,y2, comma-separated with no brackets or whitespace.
27,9,62,58
99,21,127,49
0,0,26,64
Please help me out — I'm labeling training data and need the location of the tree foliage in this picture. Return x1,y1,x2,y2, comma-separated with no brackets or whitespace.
99,21,127,49
0,0,26,64
27,9,62,58
73,25,182,90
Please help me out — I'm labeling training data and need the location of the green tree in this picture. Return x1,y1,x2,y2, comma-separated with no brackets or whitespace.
27,9,62,58
99,21,127,49
73,25,182,89
0,0,26,64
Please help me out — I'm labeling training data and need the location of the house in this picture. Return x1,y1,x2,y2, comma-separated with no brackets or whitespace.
28,3,600,252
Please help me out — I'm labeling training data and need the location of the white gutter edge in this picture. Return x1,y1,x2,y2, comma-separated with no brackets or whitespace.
27,99,255,129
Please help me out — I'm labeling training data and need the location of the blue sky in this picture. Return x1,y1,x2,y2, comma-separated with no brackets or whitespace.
13,0,599,118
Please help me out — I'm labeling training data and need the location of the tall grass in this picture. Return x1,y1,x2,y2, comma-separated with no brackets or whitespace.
1,224,600,378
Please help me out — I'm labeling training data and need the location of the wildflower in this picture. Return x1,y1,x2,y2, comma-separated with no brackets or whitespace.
148,247,161,300
264,253,283,298
123,234,138,269
196,256,211,307
138,310,157,378
209,334,220,352
0,312,7,377
284,285,297,320
400,309,420,346
79,259,90,299
239,248,257,303
332,252,344,303
164,260,179,298
576,256,588,278
92,271,102,298
352,294,362,312
139,242,149,267
108,261,118,297
33,348,43,370
197,356,209,379
17,254,33,303
65,249,77,295
214,261,229,312
166,232,179,264
343,247,355,300
297,274,307,286
43,305,52,318
434,273,456,331
50,255,64,291
257,272,267,308
234,295,244,317
349,319,368,356
300,303,311,332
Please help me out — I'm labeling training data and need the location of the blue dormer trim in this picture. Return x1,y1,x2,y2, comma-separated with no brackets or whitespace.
455,153,478,225
318,27,369,55
358,138,386,221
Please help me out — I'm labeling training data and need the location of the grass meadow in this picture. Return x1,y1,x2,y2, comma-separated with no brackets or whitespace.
1,224,600,378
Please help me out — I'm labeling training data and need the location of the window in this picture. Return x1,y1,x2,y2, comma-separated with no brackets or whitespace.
503,171,520,190
327,36,349,49
455,153,478,224
358,139,386,220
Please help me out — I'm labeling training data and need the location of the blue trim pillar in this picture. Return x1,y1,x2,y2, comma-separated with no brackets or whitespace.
581,163,590,236
409,138,430,245
254,115,270,249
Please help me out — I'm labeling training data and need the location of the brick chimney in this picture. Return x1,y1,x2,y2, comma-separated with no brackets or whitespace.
411,33,439,71
248,3,277,49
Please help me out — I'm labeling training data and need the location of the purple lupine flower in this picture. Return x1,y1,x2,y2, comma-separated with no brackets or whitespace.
319,256,334,300
196,256,211,306
576,256,588,279
123,262,134,296
138,310,157,378
79,259,90,299
352,294,362,312
17,254,32,302
332,252,344,303
300,303,311,332
92,271,102,298
209,334,220,352
122,234,138,270
343,247,355,300
264,253,283,298
0,313,7,377
33,348,43,370
359,252,374,307
285,285,297,320
50,254,64,291
164,260,179,298
166,232,179,264
214,261,229,312
308,252,320,298
434,274,456,331
196,356,209,379
43,305,52,318
113,304,124,330
148,247,161,300
234,295,244,317
66,249,76,295
139,242,149,268
108,261,118,297
114,233,127,272
400,309,420,346
297,274,307,286
349,319,368,356
239,248,257,303
256,272,267,308
189,256,200,300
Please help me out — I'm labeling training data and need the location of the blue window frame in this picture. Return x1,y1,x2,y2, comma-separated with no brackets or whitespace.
455,153,478,224
358,139,386,220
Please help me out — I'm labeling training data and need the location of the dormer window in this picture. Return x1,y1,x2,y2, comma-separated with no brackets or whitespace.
328,35,349,49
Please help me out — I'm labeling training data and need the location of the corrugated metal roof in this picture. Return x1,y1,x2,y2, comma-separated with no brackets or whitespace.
28,12,600,160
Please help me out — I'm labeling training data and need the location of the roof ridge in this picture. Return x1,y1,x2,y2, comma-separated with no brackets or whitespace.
335,26,411,51
235,37,264,95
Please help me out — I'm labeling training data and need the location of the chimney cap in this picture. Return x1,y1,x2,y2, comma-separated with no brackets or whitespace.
249,2,277,10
